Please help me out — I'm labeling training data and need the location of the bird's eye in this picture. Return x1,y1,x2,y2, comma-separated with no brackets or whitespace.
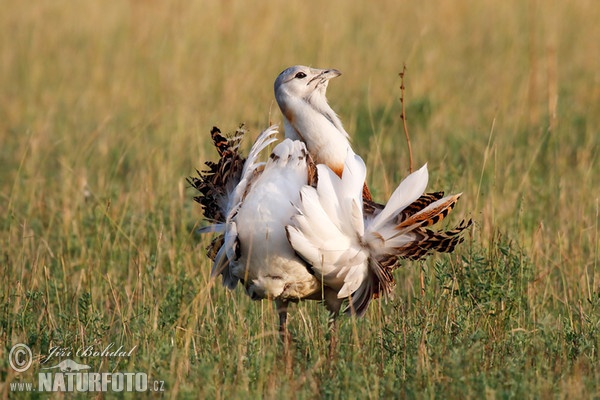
294,72,307,79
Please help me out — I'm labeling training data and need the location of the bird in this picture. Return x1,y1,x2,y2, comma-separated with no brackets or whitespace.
189,65,470,349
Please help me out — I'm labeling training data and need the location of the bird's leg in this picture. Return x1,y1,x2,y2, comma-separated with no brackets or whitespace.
327,311,338,361
275,299,292,345
323,290,342,362
275,299,292,372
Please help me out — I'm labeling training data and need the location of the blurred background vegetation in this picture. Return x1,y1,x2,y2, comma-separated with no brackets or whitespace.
1,0,598,398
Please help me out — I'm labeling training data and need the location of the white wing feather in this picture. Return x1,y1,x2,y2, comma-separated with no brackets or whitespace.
228,125,279,215
288,150,371,301
368,164,428,234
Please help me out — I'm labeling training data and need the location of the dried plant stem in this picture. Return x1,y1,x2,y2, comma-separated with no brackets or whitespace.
399,64,414,173
401,65,421,296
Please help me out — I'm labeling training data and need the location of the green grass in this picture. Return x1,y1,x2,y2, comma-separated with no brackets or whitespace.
1,0,599,398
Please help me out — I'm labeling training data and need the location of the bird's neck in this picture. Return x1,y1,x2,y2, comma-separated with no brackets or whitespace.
282,96,352,175
283,119,303,142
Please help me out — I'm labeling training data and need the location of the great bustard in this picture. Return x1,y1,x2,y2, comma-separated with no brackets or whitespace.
189,66,470,348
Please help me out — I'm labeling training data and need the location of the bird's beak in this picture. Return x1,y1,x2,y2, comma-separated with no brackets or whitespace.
308,69,341,86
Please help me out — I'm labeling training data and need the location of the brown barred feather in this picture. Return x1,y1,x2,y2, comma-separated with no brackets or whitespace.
397,219,472,261
370,257,397,299
363,198,384,216
395,194,462,231
187,125,248,224
362,183,373,202
397,191,444,222
211,125,244,157
363,191,444,221
210,127,231,156
304,149,319,187
206,234,224,261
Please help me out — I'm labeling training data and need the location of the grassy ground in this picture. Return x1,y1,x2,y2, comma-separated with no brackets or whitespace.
1,0,599,398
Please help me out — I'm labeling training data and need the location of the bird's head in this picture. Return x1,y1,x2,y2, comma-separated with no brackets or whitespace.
273,65,350,168
274,65,341,110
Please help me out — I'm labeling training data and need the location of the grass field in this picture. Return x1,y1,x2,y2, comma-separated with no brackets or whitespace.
1,0,599,398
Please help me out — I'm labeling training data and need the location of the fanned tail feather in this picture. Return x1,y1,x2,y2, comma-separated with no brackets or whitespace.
288,152,470,317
